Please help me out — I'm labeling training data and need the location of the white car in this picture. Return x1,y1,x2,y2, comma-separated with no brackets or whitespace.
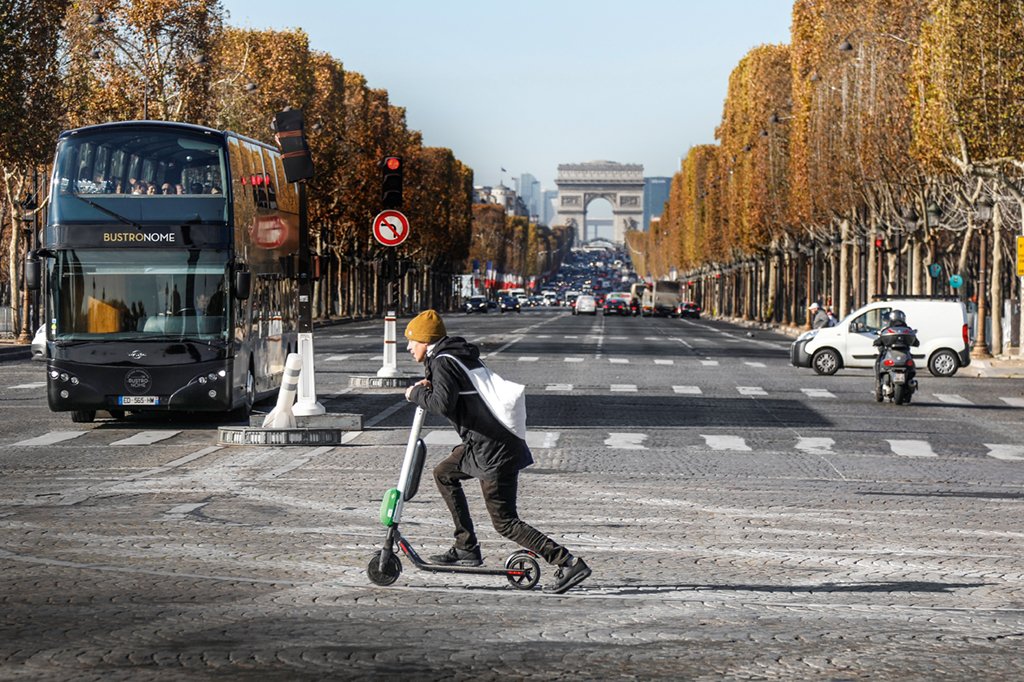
573,294,597,315
791,298,970,377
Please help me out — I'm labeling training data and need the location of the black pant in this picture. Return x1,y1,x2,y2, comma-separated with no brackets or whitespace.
433,445,571,566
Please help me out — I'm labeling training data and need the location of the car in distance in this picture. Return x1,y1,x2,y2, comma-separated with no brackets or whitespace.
464,296,489,314
573,294,598,315
31,324,47,361
603,296,630,316
677,301,702,319
498,295,521,313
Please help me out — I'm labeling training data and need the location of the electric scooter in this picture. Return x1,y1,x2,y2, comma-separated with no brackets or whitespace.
367,406,542,590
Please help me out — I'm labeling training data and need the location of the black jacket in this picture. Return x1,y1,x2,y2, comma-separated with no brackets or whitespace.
408,335,533,480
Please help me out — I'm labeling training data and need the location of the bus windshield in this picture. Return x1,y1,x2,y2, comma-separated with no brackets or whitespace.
49,249,230,342
51,128,228,225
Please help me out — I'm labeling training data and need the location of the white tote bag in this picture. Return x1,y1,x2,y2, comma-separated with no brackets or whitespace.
436,354,527,439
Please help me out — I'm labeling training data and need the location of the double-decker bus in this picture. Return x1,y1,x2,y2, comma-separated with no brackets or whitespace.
31,120,300,422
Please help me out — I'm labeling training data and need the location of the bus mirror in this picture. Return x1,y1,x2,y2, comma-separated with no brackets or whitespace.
234,270,251,300
24,255,41,291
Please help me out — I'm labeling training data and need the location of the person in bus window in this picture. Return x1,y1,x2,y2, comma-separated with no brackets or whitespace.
161,182,172,194
147,184,158,195
175,184,185,194
190,182,203,194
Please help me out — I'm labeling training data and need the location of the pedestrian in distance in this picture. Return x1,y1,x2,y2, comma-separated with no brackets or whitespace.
403,309,592,594
809,302,829,329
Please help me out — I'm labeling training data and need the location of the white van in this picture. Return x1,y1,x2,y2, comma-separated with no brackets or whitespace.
790,297,970,377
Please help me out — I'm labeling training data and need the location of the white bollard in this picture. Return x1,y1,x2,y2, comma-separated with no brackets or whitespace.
376,311,401,378
293,332,325,416
262,352,302,428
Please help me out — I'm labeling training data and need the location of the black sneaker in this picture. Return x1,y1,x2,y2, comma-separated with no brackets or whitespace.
428,545,482,566
546,557,591,594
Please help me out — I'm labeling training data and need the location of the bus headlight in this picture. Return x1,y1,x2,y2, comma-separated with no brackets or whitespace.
60,390,69,398
208,390,217,398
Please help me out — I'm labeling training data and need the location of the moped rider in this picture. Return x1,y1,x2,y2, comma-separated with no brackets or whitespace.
873,309,920,390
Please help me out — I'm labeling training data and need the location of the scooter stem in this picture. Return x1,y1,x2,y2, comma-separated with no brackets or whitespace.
392,406,426,524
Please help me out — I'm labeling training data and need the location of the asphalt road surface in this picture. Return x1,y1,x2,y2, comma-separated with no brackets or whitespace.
1,308,1022,680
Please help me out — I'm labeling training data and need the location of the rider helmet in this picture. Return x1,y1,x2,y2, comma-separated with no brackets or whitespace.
888,309,907,326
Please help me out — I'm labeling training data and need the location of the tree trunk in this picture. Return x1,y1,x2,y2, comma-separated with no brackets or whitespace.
838,219,850,318
991,205,1003,356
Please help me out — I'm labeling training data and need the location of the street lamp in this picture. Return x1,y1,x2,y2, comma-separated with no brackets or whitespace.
898,207,919,295
972,197,994,359
17,192,38,343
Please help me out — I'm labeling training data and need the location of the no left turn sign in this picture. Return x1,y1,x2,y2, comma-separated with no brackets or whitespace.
372,209,410,247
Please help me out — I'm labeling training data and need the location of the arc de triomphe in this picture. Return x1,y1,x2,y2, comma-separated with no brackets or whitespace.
554,161,644,244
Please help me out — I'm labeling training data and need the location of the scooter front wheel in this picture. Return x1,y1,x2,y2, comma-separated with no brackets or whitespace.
367,550,402,586
504,551,541,590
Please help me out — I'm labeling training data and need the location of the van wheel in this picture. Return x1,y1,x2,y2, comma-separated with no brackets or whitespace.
928,349,959,377
811,349,841,376
71,410,95,423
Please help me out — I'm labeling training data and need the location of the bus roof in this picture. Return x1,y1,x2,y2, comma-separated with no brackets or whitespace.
58,120,275,152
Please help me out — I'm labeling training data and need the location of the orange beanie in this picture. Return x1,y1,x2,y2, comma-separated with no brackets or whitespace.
404,309,447,343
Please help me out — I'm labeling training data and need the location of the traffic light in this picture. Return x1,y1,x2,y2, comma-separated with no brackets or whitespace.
380,156,403,209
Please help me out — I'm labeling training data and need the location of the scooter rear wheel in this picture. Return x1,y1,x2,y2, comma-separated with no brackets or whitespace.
504,551,541,590
367,550,402,586
894,384,911,405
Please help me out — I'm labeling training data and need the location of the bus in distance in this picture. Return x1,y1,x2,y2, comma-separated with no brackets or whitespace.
29,120,301,423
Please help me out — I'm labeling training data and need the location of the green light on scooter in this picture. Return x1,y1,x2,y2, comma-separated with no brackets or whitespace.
380,488,400,527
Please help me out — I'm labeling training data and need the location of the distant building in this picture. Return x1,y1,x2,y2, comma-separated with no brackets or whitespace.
517,173,542,223
542,189,558,226
474,183,528,217
643,177,671,231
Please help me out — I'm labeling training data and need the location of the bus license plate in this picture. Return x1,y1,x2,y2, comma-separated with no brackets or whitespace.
119,396,159,406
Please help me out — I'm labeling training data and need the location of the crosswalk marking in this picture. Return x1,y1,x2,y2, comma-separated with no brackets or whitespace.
370,355,383,361
14,431,88,447
985,444,1024,461
737,386,767,396
744,362,767,368
324,355,351,362
887,439,936,458
9,382,46,390
536,335,551,339
518,356,539,362
563,335,579,339
546,383,573,391
424,430,559,448
610,384,638,392
604,433,647,450
643,337,661,341
702,435,751,451
701,360,719,366
564,357,585,363
654,359,674,365
934,393,973,405
796,437,834,453
801,388,836,399
609,358,629,364
1000,397,1024,408
673,386,702,394
111,430,181,446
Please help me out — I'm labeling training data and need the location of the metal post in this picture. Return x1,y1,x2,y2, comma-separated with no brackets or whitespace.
293,180,325,416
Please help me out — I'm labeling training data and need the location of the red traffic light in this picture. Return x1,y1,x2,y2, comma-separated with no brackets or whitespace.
385,157,401,171
875,238,884,248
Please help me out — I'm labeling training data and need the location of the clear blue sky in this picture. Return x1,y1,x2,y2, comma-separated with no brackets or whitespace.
220,0,794,193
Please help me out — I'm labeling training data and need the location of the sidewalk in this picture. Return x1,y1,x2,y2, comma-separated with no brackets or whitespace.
0,340,30,363
719,315,1024,379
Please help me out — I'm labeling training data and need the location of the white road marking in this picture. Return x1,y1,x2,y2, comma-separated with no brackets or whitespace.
546,383,574,391
14,431,89,447
933,394,973,405
610,384,638,392
643,337,661,341
370,355,383,361
324,355,351,362
801,388,836,399
9,382,46,390
604,433,647,450
518,356,539,362
985,444,1024,461
887,439,937,457
163,502,209,519
564,357,585,363
796,437,834,453
654,359,674,365
744,362,767,368
424,430,559,449
563,335,579,339
609,358,629,364
673,386,702,394
1000,397,1024,408
702,435,751,451
737,386,767,396
701,360,719,366
111,430,181,446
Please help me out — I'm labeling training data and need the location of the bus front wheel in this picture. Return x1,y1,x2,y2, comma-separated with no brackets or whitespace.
71,410,95,423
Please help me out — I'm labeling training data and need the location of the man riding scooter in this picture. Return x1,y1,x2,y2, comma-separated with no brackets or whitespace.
873,309,920,404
